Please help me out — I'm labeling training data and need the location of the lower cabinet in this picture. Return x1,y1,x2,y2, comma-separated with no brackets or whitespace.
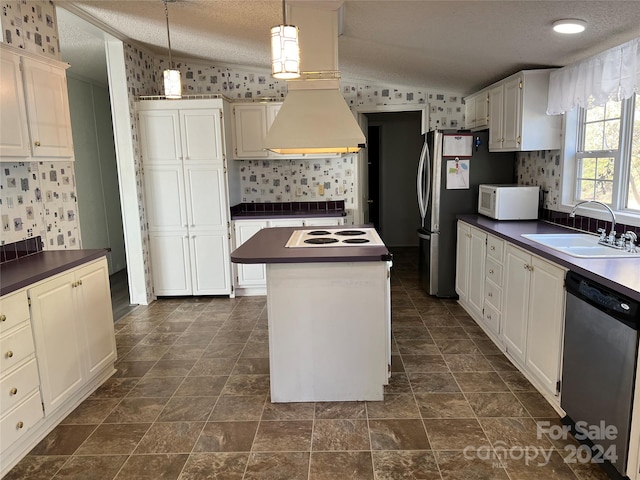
456,221,566,402
232,217,345,295
29,257,117,413
1,255,117,477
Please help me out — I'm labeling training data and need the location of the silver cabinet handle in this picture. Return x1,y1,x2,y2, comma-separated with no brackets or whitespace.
489,269,494,274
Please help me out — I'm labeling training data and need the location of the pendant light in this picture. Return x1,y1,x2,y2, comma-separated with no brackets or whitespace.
270,0,300,79
163,0,181,98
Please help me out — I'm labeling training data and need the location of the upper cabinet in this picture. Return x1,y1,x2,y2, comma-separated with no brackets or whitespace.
466,69,562,152
0,45,74,160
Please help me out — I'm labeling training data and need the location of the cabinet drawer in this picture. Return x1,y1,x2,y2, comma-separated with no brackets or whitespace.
482,303,501,336
484,281,502,311
485,257,503,285
486,235,505,262
0,358,40,416
0,324,35,373
0,291,30,335
0,389,43,448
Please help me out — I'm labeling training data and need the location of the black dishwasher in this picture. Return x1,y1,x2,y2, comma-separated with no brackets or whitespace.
562,271,640,478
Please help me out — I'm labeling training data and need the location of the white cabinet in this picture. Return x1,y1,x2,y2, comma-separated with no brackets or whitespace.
28,257,116,414
455,222,485,320
138,100,232,297
0,45,73,159
232,103,269,159
487,70,562,152
464,92,489,131
482,234,505,337
0,49,30,157
0,290,43,457
232,216,346,294
503,244,566,396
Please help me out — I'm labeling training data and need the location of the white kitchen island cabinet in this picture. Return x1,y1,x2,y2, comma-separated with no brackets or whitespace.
231,226,391,402
138,99,232,297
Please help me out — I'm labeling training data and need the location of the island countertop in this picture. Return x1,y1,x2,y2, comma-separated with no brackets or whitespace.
0,249,109,296
230,226,391,264
458,215,640,302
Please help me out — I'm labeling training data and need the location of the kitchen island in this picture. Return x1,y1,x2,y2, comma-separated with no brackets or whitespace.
231,226,392,402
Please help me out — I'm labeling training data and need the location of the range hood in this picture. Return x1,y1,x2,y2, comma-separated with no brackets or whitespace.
263,2,365,155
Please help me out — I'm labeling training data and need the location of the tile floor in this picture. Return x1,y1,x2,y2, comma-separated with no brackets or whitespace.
5,249,611,480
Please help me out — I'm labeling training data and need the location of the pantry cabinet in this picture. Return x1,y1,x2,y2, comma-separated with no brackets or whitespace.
28,257,116,413
487,70,561,152
138,99,232,297
502,243,566,396
0,44,73,159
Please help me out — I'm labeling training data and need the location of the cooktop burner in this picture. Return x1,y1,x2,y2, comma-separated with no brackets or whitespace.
342,238,370,244
304,237,339,245
285,227,385,248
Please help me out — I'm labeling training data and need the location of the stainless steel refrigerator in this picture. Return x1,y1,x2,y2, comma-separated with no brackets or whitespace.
417,130,516,297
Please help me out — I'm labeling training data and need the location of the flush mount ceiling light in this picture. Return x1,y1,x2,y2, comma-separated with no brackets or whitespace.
553,19,587,34
271,0,300,79
163,0,181,98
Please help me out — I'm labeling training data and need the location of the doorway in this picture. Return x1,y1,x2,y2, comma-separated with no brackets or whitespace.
365,111,423,247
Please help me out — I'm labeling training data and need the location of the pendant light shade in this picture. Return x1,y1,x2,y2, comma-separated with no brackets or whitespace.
271,0,300,79
163,0,181,98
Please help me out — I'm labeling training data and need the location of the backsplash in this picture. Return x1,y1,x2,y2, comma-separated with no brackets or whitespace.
516,150,562,209
1,0,60,59
0,161,80,248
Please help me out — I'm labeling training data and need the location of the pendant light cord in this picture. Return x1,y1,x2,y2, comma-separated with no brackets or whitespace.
164,0,173,69
282,0,286,25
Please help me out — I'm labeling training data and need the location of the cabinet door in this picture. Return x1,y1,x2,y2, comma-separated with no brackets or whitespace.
502,76,522,150
0,51,30,157
149,232,192,296
474,93,489,129
144,165,188,231
22,58,73,157
455,222,470,302
303,218,344,226
502,245,530,363
525,257,565,396
189,231,231,295
75,259,116,379
180,108,224,163
234,221,267,286
233,104,268,158
29,272,84,413
184,165,227,229
464,96,476,129
467,226,487,318
138,110,182,164
488,85,504,151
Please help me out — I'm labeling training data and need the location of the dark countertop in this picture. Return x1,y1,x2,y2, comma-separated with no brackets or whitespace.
230,201,346,220
231,227,391,264
459,215,640,302
0,249,109,296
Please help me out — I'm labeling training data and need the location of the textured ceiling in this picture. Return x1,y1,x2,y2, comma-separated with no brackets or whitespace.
59,0,640,94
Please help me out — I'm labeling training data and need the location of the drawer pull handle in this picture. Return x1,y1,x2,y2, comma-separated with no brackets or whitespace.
10,387,17,395
0,314,6,322
486,314,492,320
489,269,494,274
16,421,24,429
488,292,493,297
6,350,13,358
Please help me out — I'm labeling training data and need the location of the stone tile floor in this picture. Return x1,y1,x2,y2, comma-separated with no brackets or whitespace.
5,248,610,479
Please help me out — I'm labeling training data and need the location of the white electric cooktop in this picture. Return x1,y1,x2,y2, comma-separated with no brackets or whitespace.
285,228,385,248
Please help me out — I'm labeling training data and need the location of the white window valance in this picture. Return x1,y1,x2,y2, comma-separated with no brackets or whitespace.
547,37,640,114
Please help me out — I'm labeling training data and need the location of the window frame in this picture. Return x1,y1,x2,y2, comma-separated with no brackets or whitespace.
560,94,640,227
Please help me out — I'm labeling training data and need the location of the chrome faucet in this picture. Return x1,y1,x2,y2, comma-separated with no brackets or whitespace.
569,200,618,246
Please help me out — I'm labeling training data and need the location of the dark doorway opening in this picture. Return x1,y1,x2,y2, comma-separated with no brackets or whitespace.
367,125,381,230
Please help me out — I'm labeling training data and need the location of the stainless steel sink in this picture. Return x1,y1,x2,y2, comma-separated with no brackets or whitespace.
521,233,640,258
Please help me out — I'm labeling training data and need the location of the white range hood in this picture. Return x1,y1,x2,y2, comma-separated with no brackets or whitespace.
264,2,365,155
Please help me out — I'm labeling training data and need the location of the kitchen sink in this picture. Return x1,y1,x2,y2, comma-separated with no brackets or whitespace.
521,233,640,258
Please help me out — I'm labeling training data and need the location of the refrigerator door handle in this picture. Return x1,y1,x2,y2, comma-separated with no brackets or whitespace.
416,139,431,228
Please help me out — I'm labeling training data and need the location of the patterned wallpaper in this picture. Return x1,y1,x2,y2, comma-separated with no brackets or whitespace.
516,150,562,209
1,0,59,59
0,161,79,248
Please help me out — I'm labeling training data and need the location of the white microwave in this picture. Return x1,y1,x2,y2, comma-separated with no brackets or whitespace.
478,184,540,220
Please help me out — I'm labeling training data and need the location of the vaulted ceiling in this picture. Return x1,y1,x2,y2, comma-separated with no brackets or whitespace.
59,1,640,94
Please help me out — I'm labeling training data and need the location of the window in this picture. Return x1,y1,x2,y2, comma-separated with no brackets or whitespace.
575,94,640,211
